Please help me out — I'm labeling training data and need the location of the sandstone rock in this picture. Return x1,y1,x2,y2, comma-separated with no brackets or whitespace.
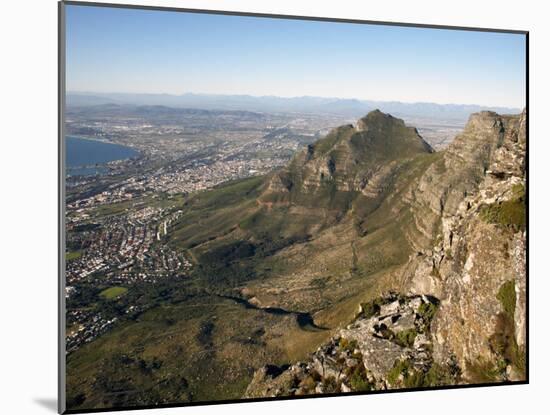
379,300,401,316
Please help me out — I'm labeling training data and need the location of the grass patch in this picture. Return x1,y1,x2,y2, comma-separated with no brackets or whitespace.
479,184,525,231
387,359,413,386
465,358,502,383
99,286,128,300
66,251,82,261
418,301,438,323
423,362,458,386
497,280,516,318
479,280,525,381
394,329,417,348
388,359,457,388
348,364,372,392
92,200,134,218
338,338,358,353
358,298,385,319
321,376,339,393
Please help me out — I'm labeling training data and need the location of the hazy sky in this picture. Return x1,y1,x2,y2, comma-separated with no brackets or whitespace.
66,4,526,107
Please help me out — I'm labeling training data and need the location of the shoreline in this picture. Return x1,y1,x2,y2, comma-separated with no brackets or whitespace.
66,136,141,175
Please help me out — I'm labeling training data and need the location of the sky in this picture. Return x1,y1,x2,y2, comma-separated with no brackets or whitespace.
65,4,526,108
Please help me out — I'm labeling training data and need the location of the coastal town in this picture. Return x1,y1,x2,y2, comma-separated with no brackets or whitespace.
64,107,345,354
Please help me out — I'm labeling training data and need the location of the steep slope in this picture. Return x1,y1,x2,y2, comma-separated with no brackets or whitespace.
406,110,527,382
244,110,526,397
168,110,438,319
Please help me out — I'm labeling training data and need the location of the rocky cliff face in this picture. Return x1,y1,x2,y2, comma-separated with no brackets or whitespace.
244,109,526,397
259,109,433,208
406,110,526,382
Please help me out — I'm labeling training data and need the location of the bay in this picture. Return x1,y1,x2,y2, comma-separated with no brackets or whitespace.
66,136,139,176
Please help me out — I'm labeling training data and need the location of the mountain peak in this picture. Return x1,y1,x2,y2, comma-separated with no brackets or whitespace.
259,111,433,212
355,109,405,132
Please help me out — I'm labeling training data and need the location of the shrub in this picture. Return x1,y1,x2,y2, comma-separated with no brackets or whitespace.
394,329,417,348
497,280,516,318
491,280,526,377
388,360,457,388
359,299,383,319
349,365,372,392
310,277,327,288
403,368,425,388
489,311,523,377
339,338,359,353
479,184,525,231
465,358,501,383
387,359,413,386
514,346,526,375
418,301,438,323
321,376,339,393
423,363,455,386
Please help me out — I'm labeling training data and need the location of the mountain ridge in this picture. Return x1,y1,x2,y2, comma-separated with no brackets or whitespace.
67,91,522,121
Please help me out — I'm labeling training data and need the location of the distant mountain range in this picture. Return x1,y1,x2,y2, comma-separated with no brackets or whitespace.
67,92,521,122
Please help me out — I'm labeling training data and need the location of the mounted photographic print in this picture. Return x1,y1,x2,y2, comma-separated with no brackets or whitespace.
59,1,528,413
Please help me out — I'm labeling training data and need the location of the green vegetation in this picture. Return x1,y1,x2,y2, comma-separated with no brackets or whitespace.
497,280,516,318
423,363,459,386
66,251,82,261
388,359,458,388
480,184,526,231
99,286,128,300
313,125,353,155
359,298,384,319
168,176,264,251
469,280,524,383
66,282,324,410
418,301,438,323
465,358,502,383
348,364,372,392
339,338,358,353
394,329,417,348
93,200,133,217
387,359,413,386
321,376,339,393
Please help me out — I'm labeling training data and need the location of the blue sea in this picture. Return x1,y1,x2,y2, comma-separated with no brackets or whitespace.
66,136,139,176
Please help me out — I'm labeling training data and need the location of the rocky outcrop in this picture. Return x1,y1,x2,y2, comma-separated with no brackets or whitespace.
244,294,459,398
340,294,437,383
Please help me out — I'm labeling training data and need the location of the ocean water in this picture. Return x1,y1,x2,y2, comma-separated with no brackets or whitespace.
66,136,139,176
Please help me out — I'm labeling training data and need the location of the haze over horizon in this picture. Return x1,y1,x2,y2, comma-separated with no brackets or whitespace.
67,89,523,110
66,5,526,108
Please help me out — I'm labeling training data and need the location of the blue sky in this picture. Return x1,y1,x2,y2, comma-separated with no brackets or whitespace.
66,4,526,107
